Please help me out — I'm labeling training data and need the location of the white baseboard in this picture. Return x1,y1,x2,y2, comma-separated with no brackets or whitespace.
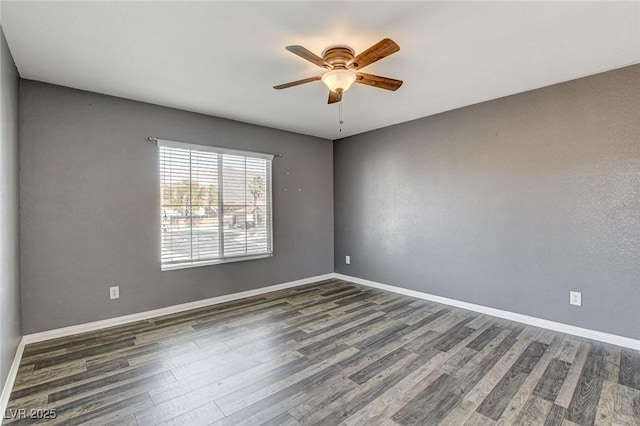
0,337,25,419
23,273,335,345
333,273,640,351
7,270,639,412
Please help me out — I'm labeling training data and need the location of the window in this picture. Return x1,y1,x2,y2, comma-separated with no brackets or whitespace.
158,139,273,270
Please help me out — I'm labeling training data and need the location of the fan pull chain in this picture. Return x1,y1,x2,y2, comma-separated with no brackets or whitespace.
339,100,344,133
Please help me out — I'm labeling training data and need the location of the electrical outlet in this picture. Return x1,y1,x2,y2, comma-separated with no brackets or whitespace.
570,291,581,306
110,286,120,300
345,255,351,265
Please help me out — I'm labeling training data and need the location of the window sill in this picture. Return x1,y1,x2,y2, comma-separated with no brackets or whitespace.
161,253,273,271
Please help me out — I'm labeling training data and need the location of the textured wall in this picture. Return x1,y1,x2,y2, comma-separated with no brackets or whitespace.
335,65,640,339
20,81,334,334
0,27,21,388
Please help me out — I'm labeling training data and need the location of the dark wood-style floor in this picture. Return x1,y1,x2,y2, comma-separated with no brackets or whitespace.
5,279,640,426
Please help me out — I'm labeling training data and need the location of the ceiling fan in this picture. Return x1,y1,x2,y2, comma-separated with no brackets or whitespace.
274,38,403,104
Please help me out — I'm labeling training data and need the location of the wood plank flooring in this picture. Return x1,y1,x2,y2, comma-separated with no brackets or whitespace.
4,279,640,425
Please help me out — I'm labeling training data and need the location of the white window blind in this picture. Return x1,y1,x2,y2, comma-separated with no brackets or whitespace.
158,139,273,270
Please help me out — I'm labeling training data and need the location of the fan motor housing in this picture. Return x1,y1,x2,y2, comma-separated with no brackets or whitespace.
322,46,355,68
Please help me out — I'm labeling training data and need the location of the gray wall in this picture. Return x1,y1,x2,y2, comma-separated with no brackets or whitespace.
0,27,21,389
335,65,640,340
20,80,333,334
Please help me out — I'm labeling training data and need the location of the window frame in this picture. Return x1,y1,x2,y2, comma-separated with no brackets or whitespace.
157,139,274,271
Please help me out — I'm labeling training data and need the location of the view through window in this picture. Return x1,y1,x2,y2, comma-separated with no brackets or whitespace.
159,141,273,270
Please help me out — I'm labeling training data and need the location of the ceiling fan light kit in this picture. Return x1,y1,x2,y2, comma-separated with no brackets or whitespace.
321,69,357,93
274,38,403,104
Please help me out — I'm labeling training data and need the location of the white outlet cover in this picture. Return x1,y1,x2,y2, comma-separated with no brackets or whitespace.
345,256,351,265
570,291,581,306
110,286,120,300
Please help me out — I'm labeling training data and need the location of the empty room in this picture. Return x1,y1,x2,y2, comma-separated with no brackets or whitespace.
1,1,639,425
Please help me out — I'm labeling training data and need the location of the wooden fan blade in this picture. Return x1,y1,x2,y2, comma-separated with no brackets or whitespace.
355,73,403,91
273,76,321,90
347,38,400,70
328,90,342,104
285,46,333,69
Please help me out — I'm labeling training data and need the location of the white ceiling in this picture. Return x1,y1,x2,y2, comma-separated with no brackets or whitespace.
1,1,639,140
